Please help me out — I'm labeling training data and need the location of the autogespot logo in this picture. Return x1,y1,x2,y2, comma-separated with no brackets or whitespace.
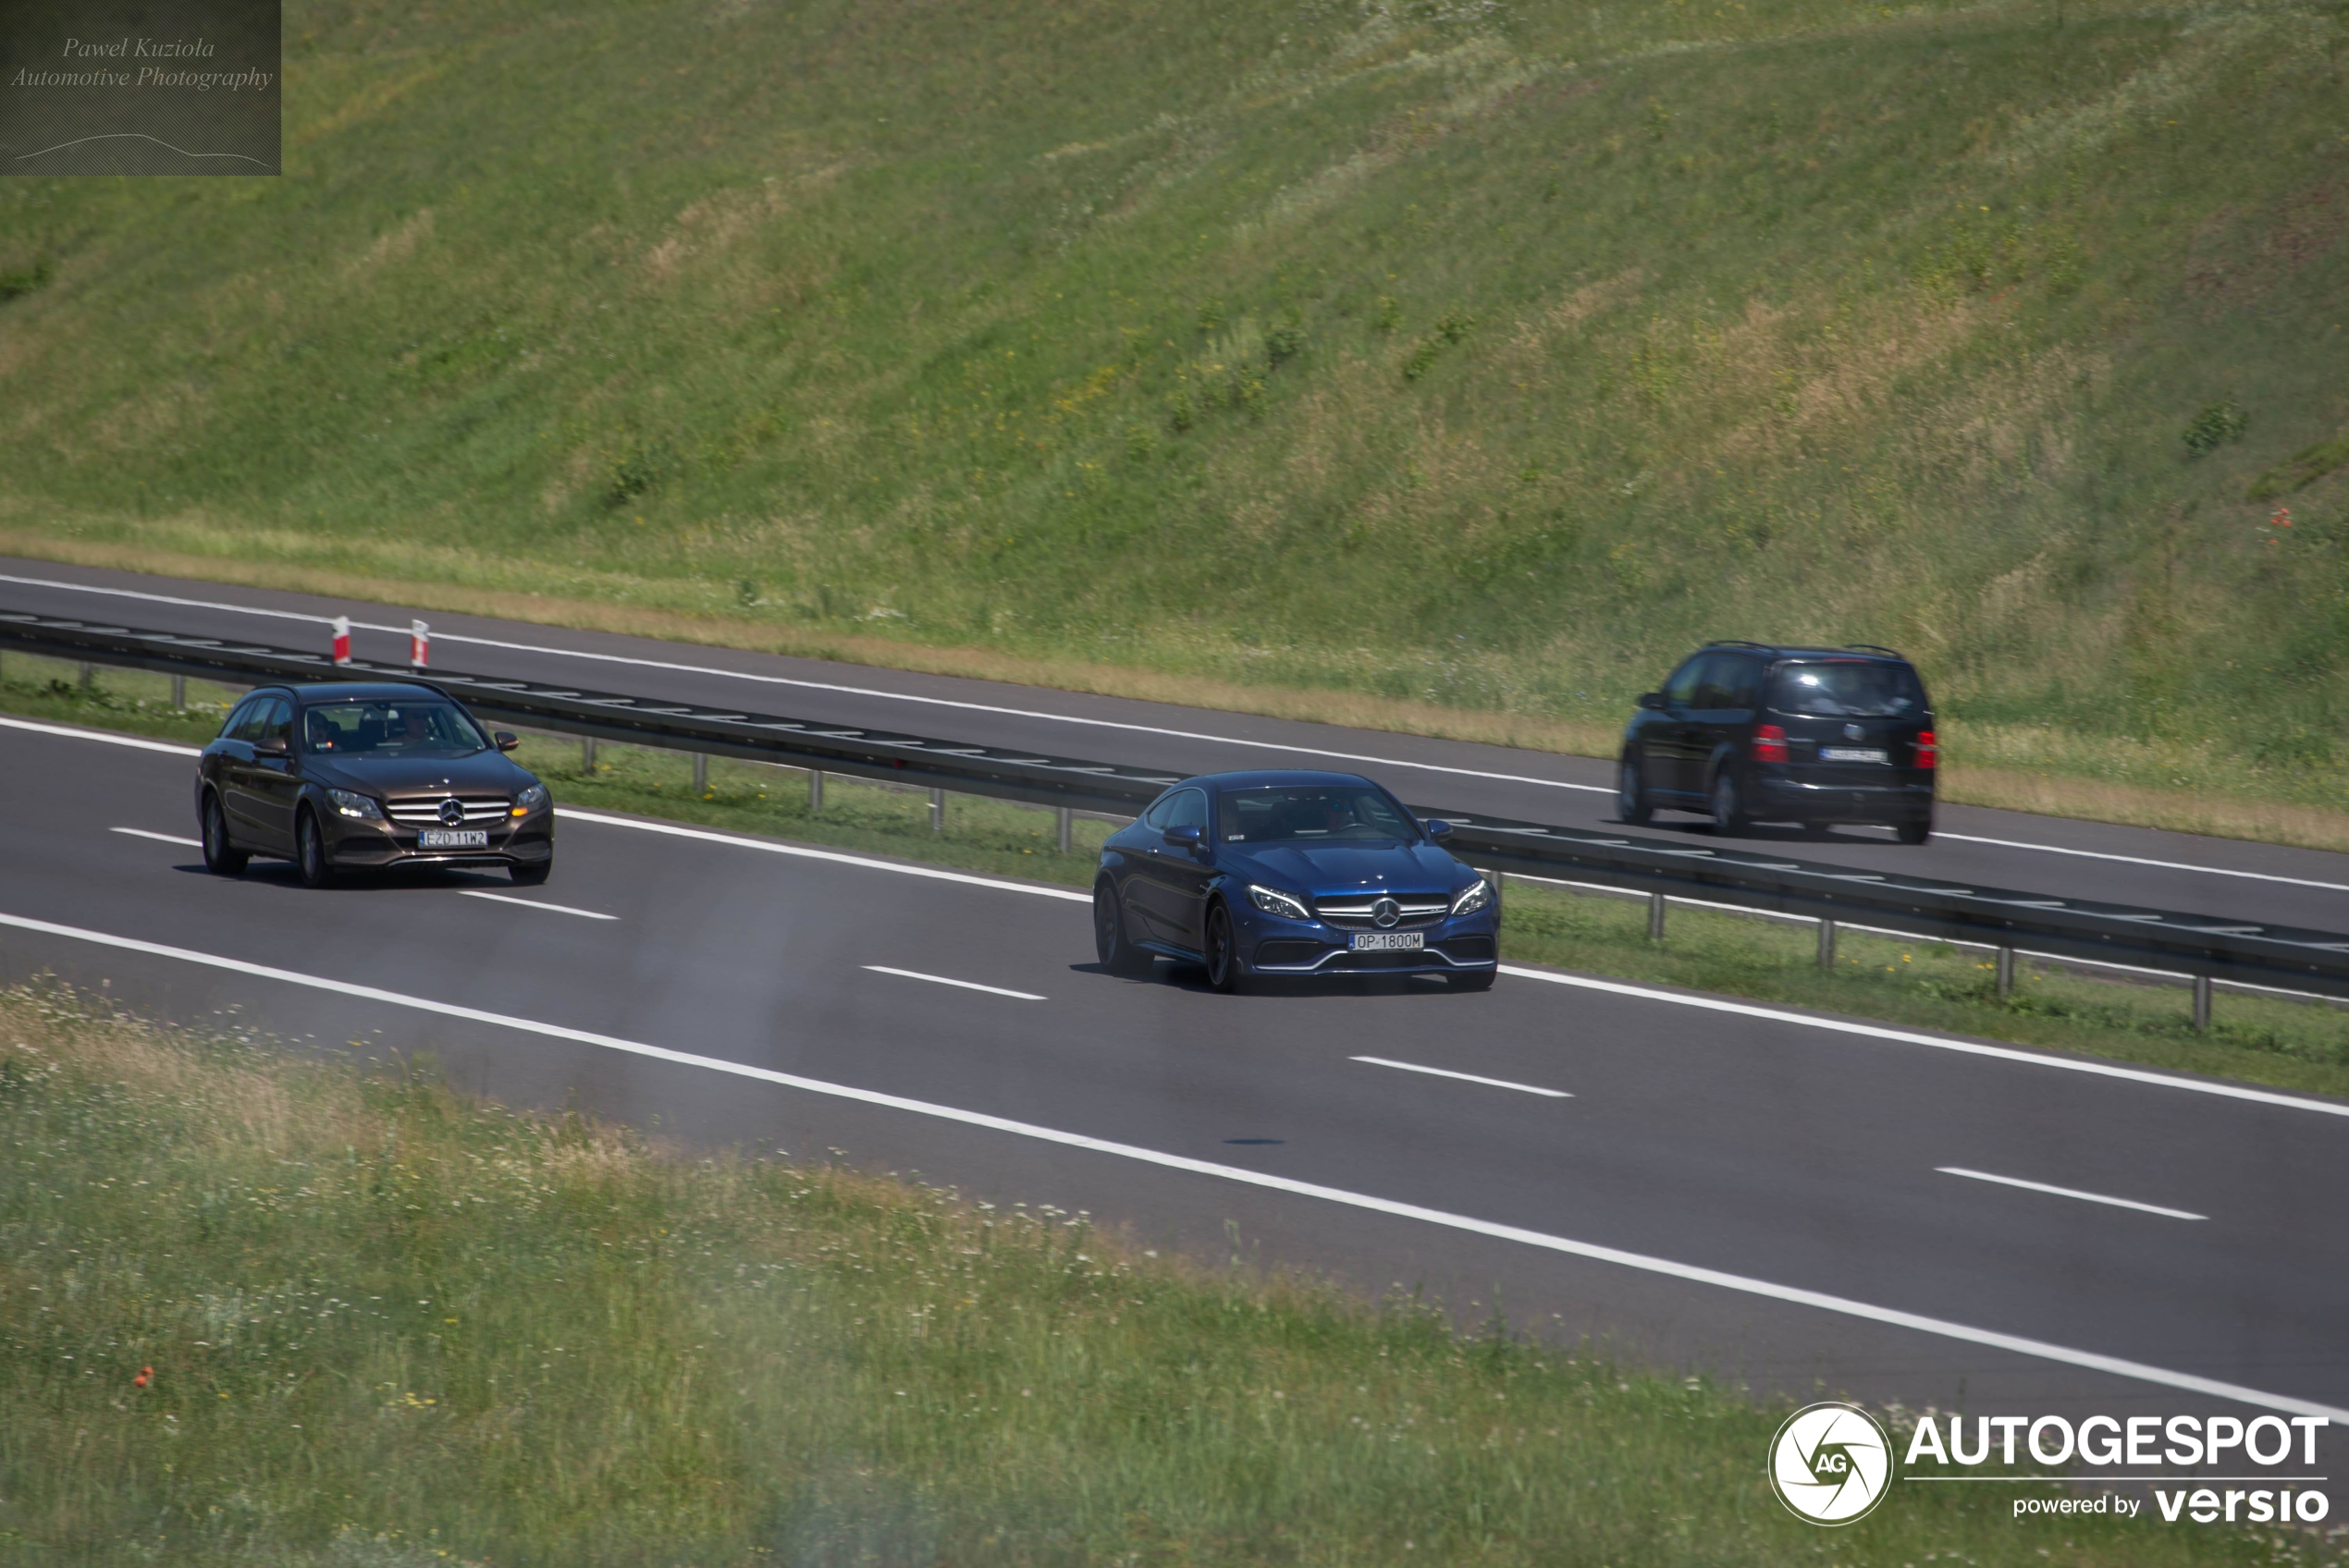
1769,1402,1895,1525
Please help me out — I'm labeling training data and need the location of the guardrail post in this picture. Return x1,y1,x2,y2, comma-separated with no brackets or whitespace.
2193,974,2212,1032
930,788,945,836
1647,891,1666,942
582,737,597,773
1056,805,1072,854
1817,918,1838,971
79,661,94,690
692,753,707,797
1996,946,2015,999
808,768,824,814
170,673,186,709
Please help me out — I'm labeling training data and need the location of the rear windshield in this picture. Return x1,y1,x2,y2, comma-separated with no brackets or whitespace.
1218,785,1418,844
303,699,488,756
1768,662,1926,718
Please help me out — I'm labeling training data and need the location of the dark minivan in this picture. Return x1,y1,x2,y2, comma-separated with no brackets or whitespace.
1617,643,1937,842
193,680,555,887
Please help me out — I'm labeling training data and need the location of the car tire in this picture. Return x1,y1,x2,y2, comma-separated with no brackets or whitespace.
1617,755,1653,826
1203,903,1248,994
1895,816,1933,846
201,792,248,876
295,808,336,888
1094,879,1150,976
510,859,553,886
1799,820,1830,839
1447,968,1496,992
1710,770,1750,836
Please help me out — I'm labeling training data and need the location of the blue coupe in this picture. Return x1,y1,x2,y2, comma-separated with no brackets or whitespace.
1091,769,1500,993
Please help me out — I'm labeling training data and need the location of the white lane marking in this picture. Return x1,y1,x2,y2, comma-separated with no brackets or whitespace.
2,715,201,756
556,807,1092,902
1495,965,2349,1120
459,890,617,921
1937,1166,2207,1220
111,827,202,847
0,908,2338,1424
1350,1056,1571,1097
864,964,1044,1000
1936,832,2349,894
0,572,1605,792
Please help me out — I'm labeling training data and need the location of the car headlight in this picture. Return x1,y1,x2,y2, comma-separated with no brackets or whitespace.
514,782,549,815
1247,884,1312,921
327,788,383,821
1450,877,1493,917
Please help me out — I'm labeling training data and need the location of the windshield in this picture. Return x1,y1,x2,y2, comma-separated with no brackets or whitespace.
303,699,488,756
1769,662,1926,718
1219,785,1419,844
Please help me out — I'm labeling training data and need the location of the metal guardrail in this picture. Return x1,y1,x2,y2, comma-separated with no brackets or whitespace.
9,608,2349,1008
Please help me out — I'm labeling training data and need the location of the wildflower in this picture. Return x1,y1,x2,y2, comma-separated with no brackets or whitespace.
133,1365,154,1389
2271,507,2293,529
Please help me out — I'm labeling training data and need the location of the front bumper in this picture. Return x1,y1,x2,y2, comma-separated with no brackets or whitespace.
1238,908,1499,977
324,810,554,868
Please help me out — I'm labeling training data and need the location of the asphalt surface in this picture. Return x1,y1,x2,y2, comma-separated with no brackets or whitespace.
6,557,2349,936
4,713,2346,1441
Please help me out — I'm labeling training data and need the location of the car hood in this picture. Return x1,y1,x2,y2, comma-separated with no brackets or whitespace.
308,752,531,795
1220,840,1462,896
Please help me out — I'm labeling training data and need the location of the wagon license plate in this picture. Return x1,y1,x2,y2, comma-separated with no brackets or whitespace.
418,828,488,849
1819,747,1889,764
1350,931,1424,952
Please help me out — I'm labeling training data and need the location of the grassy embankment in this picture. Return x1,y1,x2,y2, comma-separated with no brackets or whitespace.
4,983,2338,1567
9,655,2347,1105
4,0,2349,843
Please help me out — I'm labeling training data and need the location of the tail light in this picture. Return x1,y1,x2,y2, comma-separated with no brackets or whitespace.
1915,730,1937,769
1753,724,1789,764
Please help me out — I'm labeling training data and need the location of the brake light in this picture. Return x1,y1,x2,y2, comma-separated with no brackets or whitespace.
1915,730,1937,769
1753,724,1789,764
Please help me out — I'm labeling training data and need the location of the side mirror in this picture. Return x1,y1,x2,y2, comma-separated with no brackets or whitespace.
252,736,289,758
494,731,521,753
1162,825,1203,851
1424,819,1454,841
1636,692,1666,711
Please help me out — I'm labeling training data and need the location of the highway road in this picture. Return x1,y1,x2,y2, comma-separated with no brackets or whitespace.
6,557,2349,937
4,710,2346,1441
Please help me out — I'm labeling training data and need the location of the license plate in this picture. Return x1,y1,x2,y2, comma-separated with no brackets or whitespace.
1349,931,1424,952
1819,747,1888,764
418,829,488,849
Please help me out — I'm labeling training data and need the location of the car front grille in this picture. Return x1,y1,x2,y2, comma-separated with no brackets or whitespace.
386,794,510,826
1313,894,1451,931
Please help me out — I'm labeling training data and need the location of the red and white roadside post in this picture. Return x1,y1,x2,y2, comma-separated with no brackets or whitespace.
409,620,429,670
330,616,351,665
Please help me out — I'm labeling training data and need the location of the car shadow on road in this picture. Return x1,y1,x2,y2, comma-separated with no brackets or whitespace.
168,862,520,892
1067,961,1457,999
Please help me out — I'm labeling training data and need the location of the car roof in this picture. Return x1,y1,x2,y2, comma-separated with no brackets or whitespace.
1701,642,1914,663
1171,769,1379,791
282,680,455,703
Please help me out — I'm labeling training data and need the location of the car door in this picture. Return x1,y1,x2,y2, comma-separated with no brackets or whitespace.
243,696,301,852
1649,655,1710,798
1132,787,1211,950
216,695,275,842
1691,654,1762,792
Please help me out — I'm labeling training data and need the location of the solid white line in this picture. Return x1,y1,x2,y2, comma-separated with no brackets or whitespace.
1350,1056,1571,1097
1,715,201,756
0,572,1605,791
1494,964,2349,1120
1935,832,2349,894
458,890,617,921
864,964,1044,1000
0,906,2339,1423
555,807,1092,901
110,827,202,847
1936,1166,2207,1220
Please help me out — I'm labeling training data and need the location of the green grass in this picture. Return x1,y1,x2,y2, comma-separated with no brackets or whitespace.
10,653,2348,1104
4,0,2349,820
3,982,2339,1567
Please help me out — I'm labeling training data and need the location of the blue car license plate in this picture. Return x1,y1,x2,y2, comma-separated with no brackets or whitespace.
1350,931,1423,952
